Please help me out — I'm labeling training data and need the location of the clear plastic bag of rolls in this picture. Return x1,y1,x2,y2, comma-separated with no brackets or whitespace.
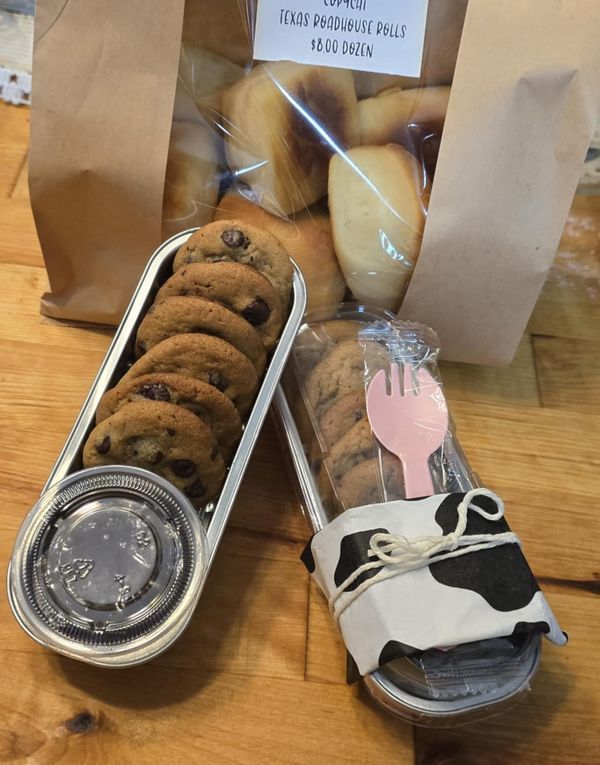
160,0,467,315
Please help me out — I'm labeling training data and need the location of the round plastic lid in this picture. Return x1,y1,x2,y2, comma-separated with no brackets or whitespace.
8,466,206,665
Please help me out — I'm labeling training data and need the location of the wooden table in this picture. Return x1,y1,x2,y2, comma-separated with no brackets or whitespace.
1,101,598,764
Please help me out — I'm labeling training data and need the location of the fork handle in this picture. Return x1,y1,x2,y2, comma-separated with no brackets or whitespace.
402,457,435,499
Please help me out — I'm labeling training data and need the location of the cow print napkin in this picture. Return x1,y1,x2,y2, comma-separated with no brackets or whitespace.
301,492,566,677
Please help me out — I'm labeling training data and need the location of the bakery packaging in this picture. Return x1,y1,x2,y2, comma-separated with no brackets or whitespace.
29,0,600,358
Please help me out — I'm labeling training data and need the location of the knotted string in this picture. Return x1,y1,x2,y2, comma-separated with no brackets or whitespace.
329,489,520,622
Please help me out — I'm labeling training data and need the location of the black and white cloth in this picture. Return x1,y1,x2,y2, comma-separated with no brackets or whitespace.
301,490,566,677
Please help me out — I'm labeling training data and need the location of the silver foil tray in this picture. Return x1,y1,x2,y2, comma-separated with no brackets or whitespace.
273,386,541,726
8,229,307,665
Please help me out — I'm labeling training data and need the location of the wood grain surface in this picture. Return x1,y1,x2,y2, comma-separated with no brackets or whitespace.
0,101,598,764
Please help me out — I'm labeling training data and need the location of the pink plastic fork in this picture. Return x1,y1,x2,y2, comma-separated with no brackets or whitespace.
366,364,449,499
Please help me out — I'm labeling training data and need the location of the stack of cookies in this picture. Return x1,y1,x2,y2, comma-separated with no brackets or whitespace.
82,220,294,508
294,320,405,514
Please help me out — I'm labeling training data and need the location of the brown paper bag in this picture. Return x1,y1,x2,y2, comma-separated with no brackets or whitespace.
400,0,600,364
29,0,185,324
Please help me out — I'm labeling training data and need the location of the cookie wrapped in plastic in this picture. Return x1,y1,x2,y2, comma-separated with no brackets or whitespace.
289,304,474,517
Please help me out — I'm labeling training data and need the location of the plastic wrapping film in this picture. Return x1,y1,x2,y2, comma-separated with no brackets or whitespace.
279,305,565,720
288,306,476,516
164,0,468,314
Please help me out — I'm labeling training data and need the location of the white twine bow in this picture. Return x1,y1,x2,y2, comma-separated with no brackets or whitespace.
329,489,521,622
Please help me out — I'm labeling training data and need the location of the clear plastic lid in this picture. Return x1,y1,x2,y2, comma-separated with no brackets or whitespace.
8,466,206,667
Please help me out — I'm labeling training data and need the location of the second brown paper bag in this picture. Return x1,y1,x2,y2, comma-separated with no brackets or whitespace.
400,0,600,364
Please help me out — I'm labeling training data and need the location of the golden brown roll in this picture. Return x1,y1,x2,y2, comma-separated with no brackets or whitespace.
359,86,451,178
328,144,427,310
222,62,359,216
359,86,451,143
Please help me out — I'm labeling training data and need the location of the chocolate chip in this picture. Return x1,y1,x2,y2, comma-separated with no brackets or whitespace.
166,428,176,437
241,298,270,326
149,450,163,465
95,436,111,454
137,383,171,402
171,459,195,477
208,371,225,392
221,228,248,249
354,410,363,422
185,480,206,498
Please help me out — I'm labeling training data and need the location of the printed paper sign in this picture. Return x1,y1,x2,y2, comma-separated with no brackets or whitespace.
253,0,429,78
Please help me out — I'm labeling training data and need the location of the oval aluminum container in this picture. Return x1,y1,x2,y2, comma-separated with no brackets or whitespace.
8,465,206,667
8,229,307,667
272,303,542,727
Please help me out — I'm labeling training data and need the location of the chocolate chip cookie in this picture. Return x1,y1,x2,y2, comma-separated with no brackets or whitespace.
305,340,366,416
156,262,283,350
294,319,365,371
308,390,367,466
96,373,242,461
306,339,388,415
83,400,226,507
135,296,266,374
321,417,376,484
337,454,404,510
119,334,259,416
317,417,378,510
318,391,367,450
173,219,294,309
